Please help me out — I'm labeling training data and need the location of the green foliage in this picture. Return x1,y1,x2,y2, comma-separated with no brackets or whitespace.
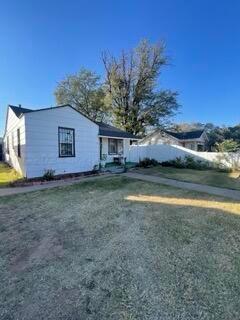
161,156,210,170
55,68,109,122
138,158,159,168
103,39,179,135
43,169,55,181
205,124,240,151
170,122,205,132
215,139,240,152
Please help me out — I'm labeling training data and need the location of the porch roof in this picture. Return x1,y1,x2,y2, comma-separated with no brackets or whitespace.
97,122,139,139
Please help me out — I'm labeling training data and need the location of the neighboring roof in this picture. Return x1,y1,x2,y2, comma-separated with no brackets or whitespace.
165,129,205,140
8,104,139,139
97,122,139,139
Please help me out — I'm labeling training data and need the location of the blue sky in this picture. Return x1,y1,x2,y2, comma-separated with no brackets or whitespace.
1,0,240,135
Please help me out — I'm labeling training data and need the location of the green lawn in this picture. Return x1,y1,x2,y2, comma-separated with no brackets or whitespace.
0,176,240,319
135,166,240,190
0,162,22,187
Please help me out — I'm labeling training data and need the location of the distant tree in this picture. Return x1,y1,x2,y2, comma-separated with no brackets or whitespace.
170,122,205,132
55,68,109,122
206,126,224,151
215,139,240,152
215,139,240,171
225,124,240,144
103,39,179,136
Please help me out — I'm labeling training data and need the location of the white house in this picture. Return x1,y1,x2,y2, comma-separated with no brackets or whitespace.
139,129,208,151
3,104,139,178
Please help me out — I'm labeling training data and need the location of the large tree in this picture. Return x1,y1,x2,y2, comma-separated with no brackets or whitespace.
170,122,205,132
103,40,179,135
55,68,108,122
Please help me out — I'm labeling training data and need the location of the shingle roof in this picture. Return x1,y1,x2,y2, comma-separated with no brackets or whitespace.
9,104,139,139
165,129,205,140
97,122,139,139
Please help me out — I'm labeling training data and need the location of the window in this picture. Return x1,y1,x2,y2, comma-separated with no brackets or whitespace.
6,136,9,154
58,127,75,157
17,128,21,157
197,144,204,151
12,132,14,149
190,143,195,150
108,139,123,155
99,137,103,159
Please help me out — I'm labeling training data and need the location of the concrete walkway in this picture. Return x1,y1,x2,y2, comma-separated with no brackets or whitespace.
0,174,113,197
1,171,240,201
124,172,240,201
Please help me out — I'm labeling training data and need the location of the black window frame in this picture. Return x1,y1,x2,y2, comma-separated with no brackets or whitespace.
6,136,9,154
17,128,21,157
58,127,75,158
108,138,123,155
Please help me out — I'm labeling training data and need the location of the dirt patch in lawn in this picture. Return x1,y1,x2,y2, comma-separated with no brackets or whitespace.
10,234,64,272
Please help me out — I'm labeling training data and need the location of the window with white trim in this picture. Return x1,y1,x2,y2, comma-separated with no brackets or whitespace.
108,139,123,155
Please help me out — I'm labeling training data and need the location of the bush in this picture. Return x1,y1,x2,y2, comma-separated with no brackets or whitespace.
43,169,55,181
92,164,99,174
138,158,159,168
173,157,185,168
160,156,210,170
215,139,240,152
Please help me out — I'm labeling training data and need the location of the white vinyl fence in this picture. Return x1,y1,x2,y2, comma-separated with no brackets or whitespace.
129,144,240,169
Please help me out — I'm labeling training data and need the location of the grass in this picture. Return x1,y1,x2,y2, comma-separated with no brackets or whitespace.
0,162,22,187
0,176,240,319
135,166,240,191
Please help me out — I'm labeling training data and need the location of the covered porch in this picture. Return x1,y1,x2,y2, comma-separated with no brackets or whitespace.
97,122,140,166
99,137,130,165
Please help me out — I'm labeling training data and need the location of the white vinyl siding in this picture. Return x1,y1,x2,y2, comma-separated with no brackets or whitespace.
3,108,26,176
24,106,99,178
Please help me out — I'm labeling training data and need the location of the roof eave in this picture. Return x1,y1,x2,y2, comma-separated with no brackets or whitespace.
98,134,140,139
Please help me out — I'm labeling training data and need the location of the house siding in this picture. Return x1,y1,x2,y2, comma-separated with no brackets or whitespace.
182,136,206,151
139,131,180,146
24,106,99,178
139,130,207,151
3,108,27,176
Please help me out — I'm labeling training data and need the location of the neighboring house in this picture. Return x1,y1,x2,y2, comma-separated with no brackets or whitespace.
3,104,139,178
139,129,208,151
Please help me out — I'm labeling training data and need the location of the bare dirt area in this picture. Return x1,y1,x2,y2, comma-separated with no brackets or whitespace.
0,176,240,319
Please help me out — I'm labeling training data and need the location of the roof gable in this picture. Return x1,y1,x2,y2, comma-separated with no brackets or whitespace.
8,104,139,139
9,105,33,118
